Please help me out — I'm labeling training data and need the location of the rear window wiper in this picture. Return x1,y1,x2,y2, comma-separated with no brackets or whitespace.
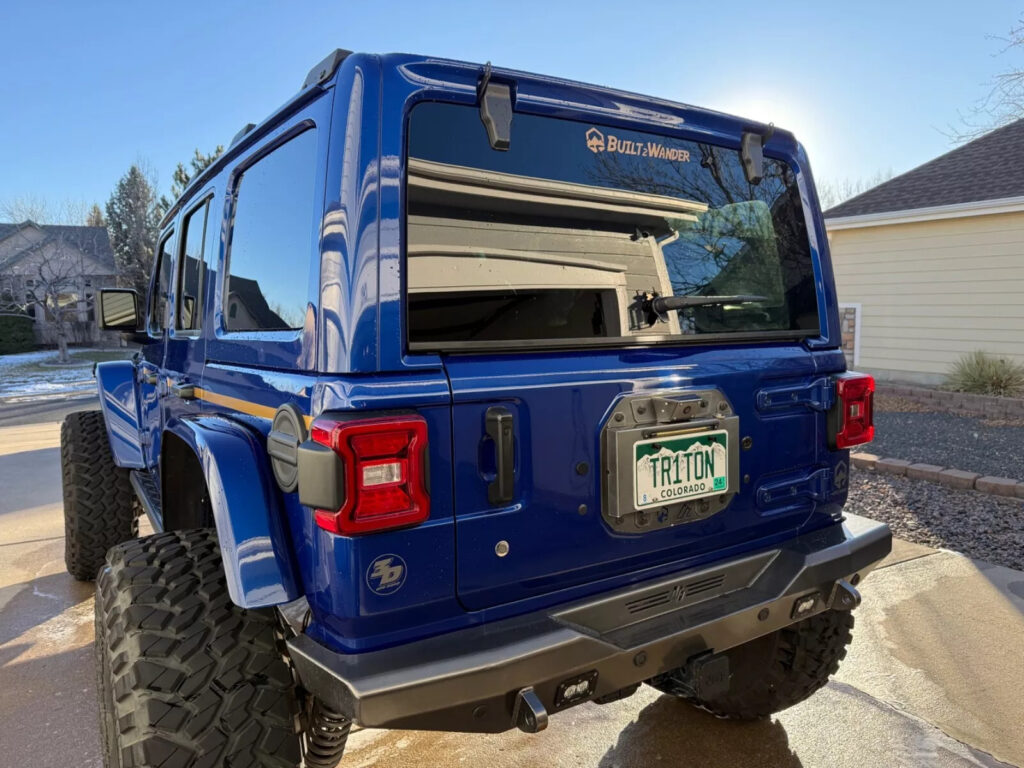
631,291,766,328
653,294,766,311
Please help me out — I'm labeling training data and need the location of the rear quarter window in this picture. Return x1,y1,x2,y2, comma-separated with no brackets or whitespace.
224,129,317,332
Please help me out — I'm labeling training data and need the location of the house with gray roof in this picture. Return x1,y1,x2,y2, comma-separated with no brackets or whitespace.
0,221,118,345
824,119,1024,385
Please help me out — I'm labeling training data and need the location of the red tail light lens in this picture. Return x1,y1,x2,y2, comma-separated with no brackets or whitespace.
835,373,875,449
310,415,429,535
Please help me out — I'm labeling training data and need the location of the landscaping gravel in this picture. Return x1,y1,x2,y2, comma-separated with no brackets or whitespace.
872,409,1024,480
846,469,1024,571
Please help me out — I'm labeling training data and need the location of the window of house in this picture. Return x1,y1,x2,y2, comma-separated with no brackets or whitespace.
224,128,317,332
177,200,209,331
150,230,176,333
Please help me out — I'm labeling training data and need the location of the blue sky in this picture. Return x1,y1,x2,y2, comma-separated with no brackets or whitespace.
0,0,1020,215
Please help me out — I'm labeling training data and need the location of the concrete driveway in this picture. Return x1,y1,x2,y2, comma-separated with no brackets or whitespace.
2,401,1022,767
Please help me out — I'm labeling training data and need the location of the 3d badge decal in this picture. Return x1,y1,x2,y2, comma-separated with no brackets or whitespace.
367,554,407,595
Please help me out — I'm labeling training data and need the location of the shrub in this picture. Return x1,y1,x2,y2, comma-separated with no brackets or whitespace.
945,351,1024,397
0,314,36,354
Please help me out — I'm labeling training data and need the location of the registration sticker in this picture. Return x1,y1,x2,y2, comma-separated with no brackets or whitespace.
634,430,728,510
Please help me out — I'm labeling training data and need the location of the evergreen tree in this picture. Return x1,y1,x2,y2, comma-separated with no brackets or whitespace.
105,165,160,297
86,203,105,227
160,146,224,211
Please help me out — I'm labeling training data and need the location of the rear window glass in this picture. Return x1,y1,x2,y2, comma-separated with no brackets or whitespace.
405,102,819,349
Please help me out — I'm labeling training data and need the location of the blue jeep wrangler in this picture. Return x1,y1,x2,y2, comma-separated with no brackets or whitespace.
61,49,889,767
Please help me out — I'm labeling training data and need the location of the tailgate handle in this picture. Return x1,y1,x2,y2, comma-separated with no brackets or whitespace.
485,406,515,505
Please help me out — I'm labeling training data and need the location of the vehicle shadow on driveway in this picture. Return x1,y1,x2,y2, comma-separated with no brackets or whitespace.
0,643,103,766
599,695,802,768
0,571,94,646
0,446,62,515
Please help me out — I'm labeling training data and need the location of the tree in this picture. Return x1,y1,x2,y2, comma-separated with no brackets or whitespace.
86,203,106,227
159,146,224,212
951,16,1024,142
106,165,160,297
817,170,895,211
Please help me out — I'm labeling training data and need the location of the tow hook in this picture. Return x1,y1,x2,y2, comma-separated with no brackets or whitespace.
832,579,862,611
512,687,548,733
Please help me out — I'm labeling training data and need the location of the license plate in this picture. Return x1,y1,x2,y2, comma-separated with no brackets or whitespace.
634,430,728,510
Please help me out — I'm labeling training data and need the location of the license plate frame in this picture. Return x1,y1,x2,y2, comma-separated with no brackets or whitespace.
633,429,729,511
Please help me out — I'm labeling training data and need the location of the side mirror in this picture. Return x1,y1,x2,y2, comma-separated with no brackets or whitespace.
98,289,140,331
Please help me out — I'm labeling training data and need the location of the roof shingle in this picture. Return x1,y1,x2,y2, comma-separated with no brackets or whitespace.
824,118,1024,219
0,222,114,271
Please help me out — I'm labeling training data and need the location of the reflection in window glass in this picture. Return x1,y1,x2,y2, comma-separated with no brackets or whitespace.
178,201,208,330
150,230,175,333
225,129,316,331
406,103,818,348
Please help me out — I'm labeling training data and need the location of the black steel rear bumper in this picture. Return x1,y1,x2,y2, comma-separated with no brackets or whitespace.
287,514,891,733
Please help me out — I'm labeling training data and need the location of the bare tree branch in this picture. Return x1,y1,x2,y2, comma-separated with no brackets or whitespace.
947,16,1024,143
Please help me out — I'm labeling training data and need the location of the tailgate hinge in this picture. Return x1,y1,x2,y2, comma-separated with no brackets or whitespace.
756,377,835,413
757,467,833,508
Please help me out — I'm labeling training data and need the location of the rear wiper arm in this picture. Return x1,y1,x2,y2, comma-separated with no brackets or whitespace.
652,294,766,312
630,292,768,329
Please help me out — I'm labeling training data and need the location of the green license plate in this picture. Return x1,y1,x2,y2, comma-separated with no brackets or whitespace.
634,430,728,510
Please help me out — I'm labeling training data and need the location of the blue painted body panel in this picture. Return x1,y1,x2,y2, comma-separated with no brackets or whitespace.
94,51,852,654
164,415,302,607
95,360,145,468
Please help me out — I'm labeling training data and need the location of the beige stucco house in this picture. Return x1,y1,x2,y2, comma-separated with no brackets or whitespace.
824,119,1024,385
0,221,118,345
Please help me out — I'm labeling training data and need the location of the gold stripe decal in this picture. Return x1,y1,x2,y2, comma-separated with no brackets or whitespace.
194,388,314,428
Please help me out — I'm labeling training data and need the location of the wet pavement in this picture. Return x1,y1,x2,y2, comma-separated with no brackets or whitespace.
1,402,1022,767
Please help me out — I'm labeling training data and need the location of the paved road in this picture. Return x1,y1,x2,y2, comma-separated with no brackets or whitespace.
2,400,1023,767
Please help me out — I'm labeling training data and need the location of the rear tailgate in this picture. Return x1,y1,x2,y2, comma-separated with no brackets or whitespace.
443,347,843,610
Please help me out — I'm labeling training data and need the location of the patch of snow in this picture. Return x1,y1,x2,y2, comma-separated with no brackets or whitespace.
0,349,57,368
0,348,108,398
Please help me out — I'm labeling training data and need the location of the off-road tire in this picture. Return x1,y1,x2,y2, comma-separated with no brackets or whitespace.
62,410,137,580
94,529,302,768
651,609,854,719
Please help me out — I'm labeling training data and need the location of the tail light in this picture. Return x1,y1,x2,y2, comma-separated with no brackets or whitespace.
833,373,875,449
307,415,429,535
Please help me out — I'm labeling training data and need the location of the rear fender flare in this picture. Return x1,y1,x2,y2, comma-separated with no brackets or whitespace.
164,415,302,608
95,360,145,468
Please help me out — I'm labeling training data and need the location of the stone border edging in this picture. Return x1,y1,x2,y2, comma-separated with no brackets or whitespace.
880,383,1024,419
851,452,1024,498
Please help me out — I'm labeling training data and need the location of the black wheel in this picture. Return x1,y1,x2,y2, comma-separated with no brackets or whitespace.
62,410,137,580
94,529,303,768
651,610,854,719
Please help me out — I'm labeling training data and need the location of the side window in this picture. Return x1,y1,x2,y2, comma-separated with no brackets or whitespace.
225,129,317,332
150,230,175,334
177,200,209,331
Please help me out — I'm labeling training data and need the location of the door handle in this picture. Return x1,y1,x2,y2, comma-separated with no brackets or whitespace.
485,406,515,505
170,381,196,400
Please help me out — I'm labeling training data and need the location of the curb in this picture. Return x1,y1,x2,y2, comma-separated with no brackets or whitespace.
851,452,1024,499
0,389,97,406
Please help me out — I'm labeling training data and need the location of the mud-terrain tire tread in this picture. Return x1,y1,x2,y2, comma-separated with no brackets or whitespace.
94,528,302,768
62,409,137,580
652,609,854,719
